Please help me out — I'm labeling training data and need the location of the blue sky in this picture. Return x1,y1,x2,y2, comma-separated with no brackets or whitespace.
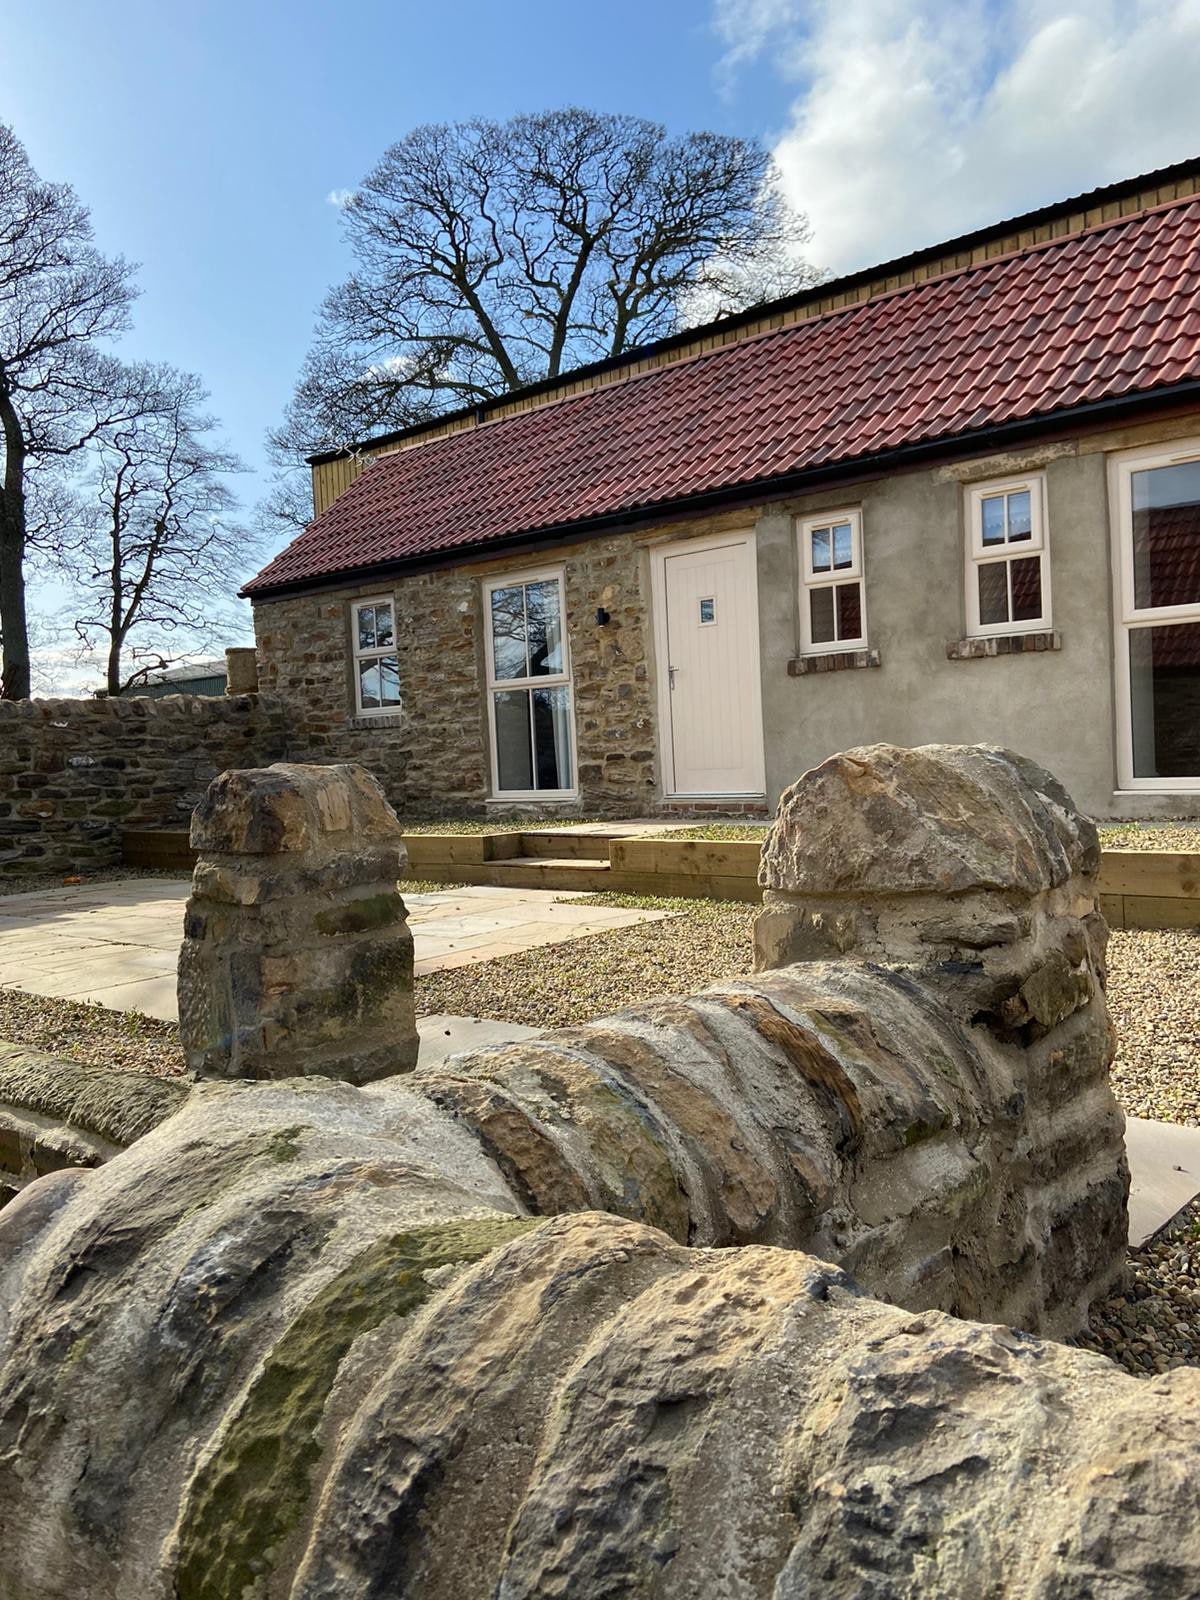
5,0,1200,687
2,1,773,501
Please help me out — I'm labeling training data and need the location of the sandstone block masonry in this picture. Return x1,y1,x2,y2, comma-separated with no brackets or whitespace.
0,696,286,875
252,530,658,817
178,763,417,1083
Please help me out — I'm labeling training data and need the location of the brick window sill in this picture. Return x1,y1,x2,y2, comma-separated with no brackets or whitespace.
348,713,404,730
946,631,1061,661
788,648,881,676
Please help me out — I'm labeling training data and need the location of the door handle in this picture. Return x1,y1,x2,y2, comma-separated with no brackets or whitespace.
668,665,678,690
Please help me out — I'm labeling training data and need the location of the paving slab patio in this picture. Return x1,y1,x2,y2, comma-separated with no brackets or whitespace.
0,877,672,1024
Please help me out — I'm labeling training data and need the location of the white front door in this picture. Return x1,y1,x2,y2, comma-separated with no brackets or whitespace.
656,533,765,797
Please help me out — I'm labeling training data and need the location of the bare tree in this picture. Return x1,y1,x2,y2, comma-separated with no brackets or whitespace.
0,121,138,698
268,108,821,519
65,363,259,696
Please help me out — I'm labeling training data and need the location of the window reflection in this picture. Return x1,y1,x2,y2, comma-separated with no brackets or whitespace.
1131,461,1200,612
1130,623,1200,778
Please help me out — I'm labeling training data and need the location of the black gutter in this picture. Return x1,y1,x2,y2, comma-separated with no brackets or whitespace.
246,380,1200,603
305,155,1200,469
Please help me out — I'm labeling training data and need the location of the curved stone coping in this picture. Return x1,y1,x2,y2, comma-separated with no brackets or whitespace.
1,1194,1196,1599
0,1043,189,1150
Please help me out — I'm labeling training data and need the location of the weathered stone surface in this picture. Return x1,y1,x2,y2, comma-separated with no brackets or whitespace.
423,949,1125,1337
223,646,259,694
750,742,1126,1332
760,742,1098,899
0,1043,188,1207
1,1191,1197,1599
178,763,417,1083
0,694,286,875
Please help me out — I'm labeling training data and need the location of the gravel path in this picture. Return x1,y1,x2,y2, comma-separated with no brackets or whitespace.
1107,930,1200,1125
1074,1199,1200,1377
0,865,184,899
1099,822,1200,851
413,895,755,1028
0,988,186,1078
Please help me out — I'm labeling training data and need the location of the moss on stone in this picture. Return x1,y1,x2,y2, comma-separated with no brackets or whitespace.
0,1044,188,1147
313,891,403,937
174,1213,535,1600
265,1125,305,1163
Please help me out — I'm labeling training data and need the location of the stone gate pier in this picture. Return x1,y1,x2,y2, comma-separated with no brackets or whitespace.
178,762,418,1083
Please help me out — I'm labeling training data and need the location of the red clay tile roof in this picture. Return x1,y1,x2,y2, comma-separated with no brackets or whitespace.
246,197,1200,596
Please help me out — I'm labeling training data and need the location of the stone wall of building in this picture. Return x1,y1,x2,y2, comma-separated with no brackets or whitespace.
252,530,658,818
0,695,287,876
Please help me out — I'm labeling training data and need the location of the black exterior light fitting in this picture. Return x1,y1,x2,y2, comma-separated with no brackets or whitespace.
595,607,611,626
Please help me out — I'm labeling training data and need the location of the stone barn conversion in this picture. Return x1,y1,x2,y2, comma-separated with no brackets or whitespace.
245,157,1200,821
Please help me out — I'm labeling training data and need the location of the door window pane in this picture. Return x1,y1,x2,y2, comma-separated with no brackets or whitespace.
490,586,529,680
836,582,862,640
1129,623,1200,778
809,586,835,644
977,563,1009,625
1131,460,1200,611
525,579,563,676
1010,557,1043,622
532,686,572,789
493,690,533,790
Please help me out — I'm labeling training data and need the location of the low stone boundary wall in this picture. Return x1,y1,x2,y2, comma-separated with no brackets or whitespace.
0,743,1175,1599
0,696,287,876
0,1043,187,1205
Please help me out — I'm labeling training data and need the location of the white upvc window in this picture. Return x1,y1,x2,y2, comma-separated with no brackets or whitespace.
351,596,401,715
797,509,867,654
1110,440,1200,790
483,569,577,798
965,476,1051,636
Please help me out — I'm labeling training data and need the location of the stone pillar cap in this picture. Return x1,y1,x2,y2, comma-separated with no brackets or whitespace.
760,743,1099,897
190,763,402,857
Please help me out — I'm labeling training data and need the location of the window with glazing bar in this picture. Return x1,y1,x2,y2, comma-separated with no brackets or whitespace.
351,597,401,714
484,572,575,796
965,477,1051,635
797,510,867,654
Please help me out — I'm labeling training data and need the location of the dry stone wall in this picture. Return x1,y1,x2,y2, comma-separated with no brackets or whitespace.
0,743,1159,1598
0,695,286,875
0,1085,1189,1600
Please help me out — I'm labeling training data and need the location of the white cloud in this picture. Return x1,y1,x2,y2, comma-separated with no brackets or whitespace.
326,188,355,209
716,0,1200,272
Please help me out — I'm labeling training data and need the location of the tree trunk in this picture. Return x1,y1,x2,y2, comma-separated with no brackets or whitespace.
0,385,30,701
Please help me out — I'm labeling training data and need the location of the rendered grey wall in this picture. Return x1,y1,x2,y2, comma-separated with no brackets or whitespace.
754,448,1177,818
